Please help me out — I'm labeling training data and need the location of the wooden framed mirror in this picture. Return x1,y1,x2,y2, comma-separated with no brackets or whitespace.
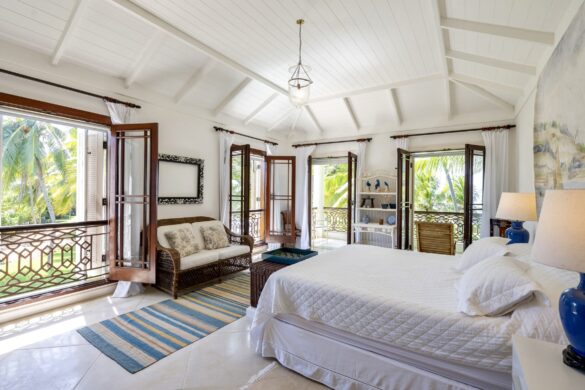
157,154,204,205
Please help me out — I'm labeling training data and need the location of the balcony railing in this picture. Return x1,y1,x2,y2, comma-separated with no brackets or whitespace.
230,209,265,243
413,210,481,250
0,221,109,302
312,207,348,234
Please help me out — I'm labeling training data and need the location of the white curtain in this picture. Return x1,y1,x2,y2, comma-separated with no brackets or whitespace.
219,132,235,226
394,137,409,150
355,142,368,243
481,129,509,238
294,146,316,249
105,101,144,298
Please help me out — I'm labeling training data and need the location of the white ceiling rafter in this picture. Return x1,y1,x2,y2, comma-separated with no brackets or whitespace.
125,31,166,88
343,97,361,131
267,108,295,132
430,0,452,120
174,59,217,103
304,106,324,134
290,108,303,132
109,0,288,97
243,92,279,125
449,73,523,94
451,78,514,112
440,17,555,45
213,77,252,116
52,0,90,65
308,74,443,104
388,88,403,125
446,50,537,75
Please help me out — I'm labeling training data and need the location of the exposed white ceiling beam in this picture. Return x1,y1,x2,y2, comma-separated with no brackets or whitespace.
388,88,403,125
304,106,324,134
343,97,360,131
451,78,514,112
446,49,537,75
267,108,295,132
450,73,523,94
309,74,443,104
290,108,303,131
440,17,555,45
430,0,453,120
109,0,287,96
52,0,89,65
243,92,279,125
213,77,252,116
174,59,217,103
125,31,166,88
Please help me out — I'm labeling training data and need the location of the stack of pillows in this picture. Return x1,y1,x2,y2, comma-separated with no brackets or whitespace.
164,224,230,257
454,237,541,316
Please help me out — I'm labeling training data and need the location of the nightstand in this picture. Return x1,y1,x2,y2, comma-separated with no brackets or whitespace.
513,335,585,389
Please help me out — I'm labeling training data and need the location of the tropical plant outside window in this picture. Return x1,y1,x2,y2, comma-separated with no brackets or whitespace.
413,154,466,212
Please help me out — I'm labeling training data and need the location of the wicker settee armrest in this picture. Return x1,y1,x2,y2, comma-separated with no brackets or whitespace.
156,244,181,271
224,228,254,251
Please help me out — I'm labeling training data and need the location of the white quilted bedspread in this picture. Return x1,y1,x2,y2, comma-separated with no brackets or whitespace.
251,245,573,373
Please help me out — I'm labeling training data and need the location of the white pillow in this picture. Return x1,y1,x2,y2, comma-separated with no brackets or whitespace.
455,236,509,272
505,243,533,262
456,256,540,316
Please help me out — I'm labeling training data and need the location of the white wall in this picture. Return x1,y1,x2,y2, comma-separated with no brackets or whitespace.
511,91,536,192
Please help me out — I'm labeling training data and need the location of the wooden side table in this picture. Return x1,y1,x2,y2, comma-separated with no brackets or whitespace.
513,335,585,389
250,260,288,307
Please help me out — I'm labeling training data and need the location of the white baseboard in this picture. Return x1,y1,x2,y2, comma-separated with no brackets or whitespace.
0,283,117,325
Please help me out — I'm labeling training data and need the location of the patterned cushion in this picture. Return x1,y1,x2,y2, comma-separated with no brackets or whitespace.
164,228,201,257
200,225,230,250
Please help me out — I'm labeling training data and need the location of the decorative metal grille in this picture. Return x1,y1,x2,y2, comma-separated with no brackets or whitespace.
312,207,348,233
413,211,481,249
230,209,265,244
0,221,108,301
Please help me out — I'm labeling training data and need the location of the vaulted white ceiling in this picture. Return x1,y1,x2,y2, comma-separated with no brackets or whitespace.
0,0,579,140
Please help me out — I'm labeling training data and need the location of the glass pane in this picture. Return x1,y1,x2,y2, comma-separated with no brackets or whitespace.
230,150,243,234
249,154,265,242
269,159,293,236
471,151,484,243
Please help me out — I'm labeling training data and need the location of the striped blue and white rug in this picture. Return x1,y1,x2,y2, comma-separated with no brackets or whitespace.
77,273,249,373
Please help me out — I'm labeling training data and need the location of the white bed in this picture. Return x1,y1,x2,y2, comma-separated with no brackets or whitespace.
251,244,574,390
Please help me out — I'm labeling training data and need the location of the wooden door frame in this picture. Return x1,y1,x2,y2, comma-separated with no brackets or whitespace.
265,155,296,244
396,148,412,250
463,144,486,248
307,155,312,248
108,123,158,283
347,152,357,244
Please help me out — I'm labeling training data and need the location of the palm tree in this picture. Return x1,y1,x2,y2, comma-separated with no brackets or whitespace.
2,117,72,224
414,155,465,211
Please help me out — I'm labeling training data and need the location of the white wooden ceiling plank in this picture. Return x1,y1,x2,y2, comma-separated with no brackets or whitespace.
0,1,68,30
267,108,295,132
110,0,288,97
430,0,453,120
0,18,58,53
343,97,361,132
213,77,253,116
0,4,63,40
451,78,514,112
124,31,166,88
446,49,537,74
174,59,217,103
440,17,555,44
244,92,279,126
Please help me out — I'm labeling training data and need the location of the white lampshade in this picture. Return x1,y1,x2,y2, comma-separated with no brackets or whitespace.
288,84,310,106
532,190,585,273
495,192,537,221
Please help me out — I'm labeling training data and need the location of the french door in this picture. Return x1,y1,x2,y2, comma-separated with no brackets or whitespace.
347,152,358,244
229,144,251,236
108,123,158,283
396,148,413,250
265,156,296,244
463,144,486,248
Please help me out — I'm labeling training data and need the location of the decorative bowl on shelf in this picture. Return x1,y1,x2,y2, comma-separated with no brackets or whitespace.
389,203,397,209
387,215,396,225
381,203,389,209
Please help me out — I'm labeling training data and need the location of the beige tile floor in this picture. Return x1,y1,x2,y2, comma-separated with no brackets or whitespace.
0,286,317,390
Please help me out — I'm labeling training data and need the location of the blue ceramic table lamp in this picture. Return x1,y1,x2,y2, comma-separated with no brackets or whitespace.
532,190,585,372
495,192,537,244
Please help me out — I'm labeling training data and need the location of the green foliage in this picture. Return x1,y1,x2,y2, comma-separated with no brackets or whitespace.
414,155,465,212
323,163,348,207
1,116,77,225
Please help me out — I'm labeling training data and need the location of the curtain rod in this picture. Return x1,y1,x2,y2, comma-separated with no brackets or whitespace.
0,68,141,109
292,137,372,148
214,126,278,146
390,124,515,139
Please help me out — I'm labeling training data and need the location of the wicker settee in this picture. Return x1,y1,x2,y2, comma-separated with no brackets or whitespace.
155,216,253,298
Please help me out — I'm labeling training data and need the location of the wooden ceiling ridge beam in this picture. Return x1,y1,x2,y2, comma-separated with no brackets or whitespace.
243,92,279,125
125,31,166,88
451,78,514,112
109,0,287,97
213,77,252,116
304,106,324,135
174,59,217,103
388,88,403,125
446,49,537,75
343,97,360,131
431,0,453,120
440,17,555,45
52,0,90,65
267,108,295,132
449,73,523,94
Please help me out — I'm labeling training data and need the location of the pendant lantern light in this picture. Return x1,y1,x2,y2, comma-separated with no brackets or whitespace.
288,19,313,106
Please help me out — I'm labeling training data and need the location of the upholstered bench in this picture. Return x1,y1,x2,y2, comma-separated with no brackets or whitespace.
155,216,253,298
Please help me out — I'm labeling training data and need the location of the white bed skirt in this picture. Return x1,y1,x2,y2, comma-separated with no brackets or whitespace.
260,317,511,390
